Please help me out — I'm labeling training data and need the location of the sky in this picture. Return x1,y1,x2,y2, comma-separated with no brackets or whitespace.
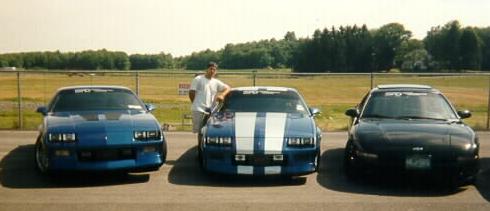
1,0,489,57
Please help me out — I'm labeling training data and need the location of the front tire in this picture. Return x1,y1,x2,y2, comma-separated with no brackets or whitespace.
343,140,360,180
198,137,207,171
35,139,49,174
314,150,320,172
161,141,167,164
199,153,208,172
197,133,203,160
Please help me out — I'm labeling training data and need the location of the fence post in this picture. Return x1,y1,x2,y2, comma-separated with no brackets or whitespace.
370,72,374,89
17,71,23,130
89,73,94,85
252,70,257,86
135,71,140,96
487,75,490,130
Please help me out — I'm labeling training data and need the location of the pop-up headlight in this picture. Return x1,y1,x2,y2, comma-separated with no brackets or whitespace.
206,137,232,146
286,137,315,147
134,130,161,141
48,133,76,142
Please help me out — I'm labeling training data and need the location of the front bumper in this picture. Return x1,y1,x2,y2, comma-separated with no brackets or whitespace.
202,146,318,176
45,142,166,172
354,150,479,178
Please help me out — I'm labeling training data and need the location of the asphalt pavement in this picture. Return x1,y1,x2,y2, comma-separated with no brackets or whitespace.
1,131,489,210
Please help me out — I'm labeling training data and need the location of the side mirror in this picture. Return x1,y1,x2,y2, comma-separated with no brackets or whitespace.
309,107,321,117
36,106,48,116
145,104,156,112
345,108,360,118
457,110,471,119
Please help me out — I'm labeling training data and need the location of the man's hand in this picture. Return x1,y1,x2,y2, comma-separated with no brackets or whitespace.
189,90,196,102
216,85,231,103
215,94,225,102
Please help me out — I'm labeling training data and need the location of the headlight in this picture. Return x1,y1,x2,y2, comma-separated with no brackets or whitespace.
134,130,161,141
206,136,232,146
286,137,315,147
48,133,76,142
464,143,478,150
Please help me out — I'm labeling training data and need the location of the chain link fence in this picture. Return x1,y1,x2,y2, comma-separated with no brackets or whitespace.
1,70,489,131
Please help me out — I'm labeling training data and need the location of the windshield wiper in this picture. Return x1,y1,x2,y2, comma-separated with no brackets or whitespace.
361,114,394,119
394,116,448,121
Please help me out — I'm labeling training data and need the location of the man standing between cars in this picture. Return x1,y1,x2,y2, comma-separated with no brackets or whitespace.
189,62,230,142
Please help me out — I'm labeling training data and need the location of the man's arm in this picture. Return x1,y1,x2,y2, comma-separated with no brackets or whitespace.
189,76,198,103
215,84,231,102
189,90,196,102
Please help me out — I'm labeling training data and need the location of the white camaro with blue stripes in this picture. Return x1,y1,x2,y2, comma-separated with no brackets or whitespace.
198,87,322,176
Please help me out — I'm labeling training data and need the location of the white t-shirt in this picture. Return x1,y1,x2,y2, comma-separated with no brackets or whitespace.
190,75,228,113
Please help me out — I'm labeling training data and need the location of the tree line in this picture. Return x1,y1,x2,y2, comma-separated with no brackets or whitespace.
1,20,489,72
0,49,174,70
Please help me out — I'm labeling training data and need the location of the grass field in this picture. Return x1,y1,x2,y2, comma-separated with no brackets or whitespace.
0,70,489,131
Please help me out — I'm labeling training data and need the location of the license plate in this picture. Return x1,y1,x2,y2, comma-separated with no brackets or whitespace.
405,155,431,170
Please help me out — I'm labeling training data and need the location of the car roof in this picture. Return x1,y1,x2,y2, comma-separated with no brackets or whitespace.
232,86,296,92
372,84,439,93
56,85,132,92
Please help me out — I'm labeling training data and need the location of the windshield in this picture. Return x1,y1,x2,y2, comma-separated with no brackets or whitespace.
220,90,309,114
361,91,457,120
50,88,145,112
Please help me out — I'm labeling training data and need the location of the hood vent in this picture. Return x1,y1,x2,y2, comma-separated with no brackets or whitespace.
106,112,123,121
80,114,99,121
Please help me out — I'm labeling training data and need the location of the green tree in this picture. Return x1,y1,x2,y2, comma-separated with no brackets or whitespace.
460,27,482,70
284,31,297,42
401,49,431,72
184,49,220,70
424,20,462,70
395,39,424,67
372,23,412,71
46,51,63,69
475,27,490,70
0,56,8,67
444,21,462,69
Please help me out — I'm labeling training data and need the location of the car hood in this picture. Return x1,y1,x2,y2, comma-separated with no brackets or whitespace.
355,119,475,151
45,110,159,146
205,112,315,137
204,112,317,154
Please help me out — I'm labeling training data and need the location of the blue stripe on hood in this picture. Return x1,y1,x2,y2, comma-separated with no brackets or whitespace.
253,112,266,175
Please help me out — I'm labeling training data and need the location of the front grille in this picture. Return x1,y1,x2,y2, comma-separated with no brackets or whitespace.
77,148,135,162
233,154,286,166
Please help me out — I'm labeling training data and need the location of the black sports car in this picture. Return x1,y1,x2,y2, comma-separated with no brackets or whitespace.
344,84,479,186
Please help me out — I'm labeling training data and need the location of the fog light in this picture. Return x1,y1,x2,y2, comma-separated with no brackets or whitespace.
235,154,246,161
143,146,156,153
272,154,284,161
357,152,378,159
55,150,70,157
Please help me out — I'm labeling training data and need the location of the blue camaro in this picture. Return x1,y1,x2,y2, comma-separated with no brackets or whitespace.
35,86,166,173
198,86,322,176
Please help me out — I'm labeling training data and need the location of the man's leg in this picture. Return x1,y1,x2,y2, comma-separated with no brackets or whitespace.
192,111,203,141
193,111,207,160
